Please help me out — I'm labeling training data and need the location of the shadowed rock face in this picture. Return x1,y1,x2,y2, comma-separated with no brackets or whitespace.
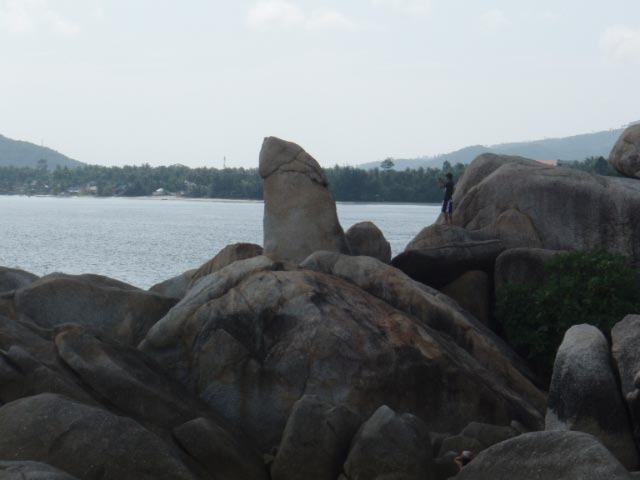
546,324,638,470
0,461,79,480
141,256,545,451
453,153,640,266
260,137,350,263
0,267,38,294
610,124,640,179
456,431,632,480
494,247,566,292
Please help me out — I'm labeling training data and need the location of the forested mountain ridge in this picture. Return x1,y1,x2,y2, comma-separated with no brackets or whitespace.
0,134,84,169
361,124,635,170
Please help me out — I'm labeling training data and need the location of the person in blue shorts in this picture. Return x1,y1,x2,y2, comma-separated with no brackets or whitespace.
437,172,454,225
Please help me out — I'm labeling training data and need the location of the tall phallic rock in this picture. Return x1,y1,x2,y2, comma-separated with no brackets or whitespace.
260,137,350,263
610,124,640,179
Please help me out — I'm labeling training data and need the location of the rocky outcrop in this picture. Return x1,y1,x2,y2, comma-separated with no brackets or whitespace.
271,395,361,480
393,226,504,289
342,405,433,480
345,222,391,263
190,242,264,285
494,247,566,291
0,267,38,294
456,431,632,480
149,269,196,300
441,270,490,325
546,324,638,469
610,124,640,179
0,393,197,480
260,137,350,263
612,315,640,447
0,461,79,479
14,273,176,345
453,153,640,265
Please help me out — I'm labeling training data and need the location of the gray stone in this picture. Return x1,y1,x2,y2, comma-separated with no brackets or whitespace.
546,324,638,470
14,273,176,345
343,405,433,480
0,267,38,294
453,153,640,266
345,221,391,263
459,422,518,450
173,417,267,480
494,247,566,292
149,269,196,300
456,431,632,480
271,395,361,480
610,124,640,179
189,242,264,286
441,271,490,325
0,393,196,480
612,315,640,447
260,137,350,263
393,225,505,288
0,461,79,479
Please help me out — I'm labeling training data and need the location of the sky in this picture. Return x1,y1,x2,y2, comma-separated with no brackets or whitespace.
0,0,639,168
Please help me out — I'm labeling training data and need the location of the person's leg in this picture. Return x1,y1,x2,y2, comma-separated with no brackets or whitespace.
446,200,453,224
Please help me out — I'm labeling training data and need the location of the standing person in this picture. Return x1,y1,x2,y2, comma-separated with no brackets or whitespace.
437,172,455,225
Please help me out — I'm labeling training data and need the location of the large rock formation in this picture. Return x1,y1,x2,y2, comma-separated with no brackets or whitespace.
189,242,264,285
612,315,640,447
345,221,391,263
0,267,38,294
441,270,490,325
494,247,566,292
546,324,638,469
453,153,640,265
610,124,640,179
456,431,633,480
13,273,176,345
260,137,350,263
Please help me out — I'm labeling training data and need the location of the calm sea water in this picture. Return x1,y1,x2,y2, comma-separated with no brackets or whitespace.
0,196,440,289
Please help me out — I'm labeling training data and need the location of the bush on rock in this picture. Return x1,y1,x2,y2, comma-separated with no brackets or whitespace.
496,249,640,378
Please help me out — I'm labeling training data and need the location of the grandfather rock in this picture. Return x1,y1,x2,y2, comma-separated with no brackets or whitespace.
271,395,361,480
0,393,196,480
343,405,433,480
456,431,632,480
345,222,391,263
610,124,640,179
454,153,640,265
546,324,638,469
260,137,349,263
14,273,177,345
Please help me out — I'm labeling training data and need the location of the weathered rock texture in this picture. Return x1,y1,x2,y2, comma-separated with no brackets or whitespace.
612,315,640,448
0,267,38,294
441,270,490,325
456,431,632,480
494,247,565,292
343,405,433,480
260,137,350,263
149,269,196,300
393,225,504,288
453,153,640,266
271,395,361,480
190,242,264,285
14,273,176,345
345,221,391,263
610,124,640,179
141,253,545,452
0,461,79,479
546,324,638,469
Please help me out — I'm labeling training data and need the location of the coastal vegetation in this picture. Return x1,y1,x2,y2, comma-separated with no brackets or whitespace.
0,156,615,202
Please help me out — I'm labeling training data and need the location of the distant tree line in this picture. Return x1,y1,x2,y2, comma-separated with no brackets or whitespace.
0,156,617,203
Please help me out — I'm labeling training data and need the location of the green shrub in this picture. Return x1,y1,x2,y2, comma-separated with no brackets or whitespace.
496,250,640,379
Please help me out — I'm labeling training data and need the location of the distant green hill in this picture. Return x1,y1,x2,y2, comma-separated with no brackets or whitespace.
0,135,84,169
361,124,635,170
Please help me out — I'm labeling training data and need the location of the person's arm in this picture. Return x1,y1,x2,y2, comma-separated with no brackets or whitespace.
437,176,444,188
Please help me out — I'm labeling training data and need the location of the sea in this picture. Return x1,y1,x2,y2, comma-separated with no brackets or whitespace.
0,196,440,289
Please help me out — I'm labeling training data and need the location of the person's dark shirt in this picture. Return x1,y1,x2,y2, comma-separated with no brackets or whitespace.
443,180,454,202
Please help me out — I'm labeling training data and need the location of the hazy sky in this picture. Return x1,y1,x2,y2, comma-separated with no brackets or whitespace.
1,0,639,168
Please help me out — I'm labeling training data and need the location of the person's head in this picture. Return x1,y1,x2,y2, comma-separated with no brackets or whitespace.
446,173,453,181
460,451,473,465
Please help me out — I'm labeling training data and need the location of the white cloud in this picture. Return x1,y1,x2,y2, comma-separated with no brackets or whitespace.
372,0,431,16
479,9,511,32
0,0,80,36
247,1,356,32
600,25,640,64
